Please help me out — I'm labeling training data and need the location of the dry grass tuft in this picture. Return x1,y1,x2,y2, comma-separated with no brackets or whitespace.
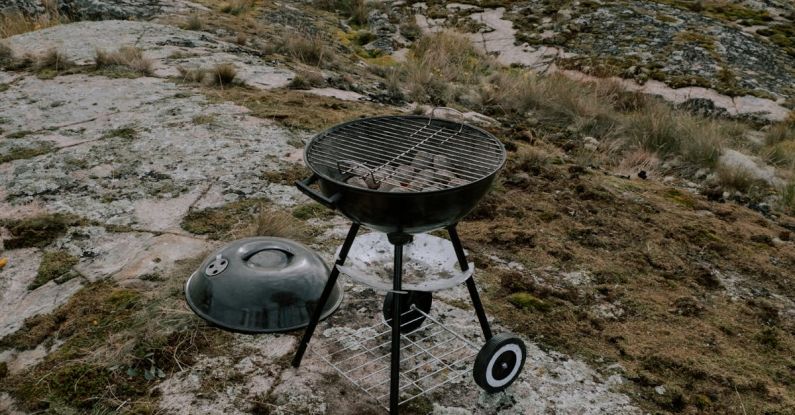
402,30,493,105
715,164,763,193
268,32,332,67
780,180,795,214
208,63,237,86
183,13,204,31
0,41,13,65
314,0,370,26
249,210,308,240
177,66,206,83
615,148,661,177
765,123,795,146
0,4,63,38
623,100,723,169
288,70,325,90
177,63,238,87
220,0,255,15
95,46,153,77
35,49,70,70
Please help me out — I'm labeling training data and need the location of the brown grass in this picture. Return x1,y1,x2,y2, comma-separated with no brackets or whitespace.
177,66,206,83
208,63,237,86
314,0,370,26
95,46,153,77
0,3,63,38
204,87,393,131
402,30,492,104
34,48,72,71
715,164,765,193
269,32,332,67
247,210,308,240
622,100,724,169
183,13,205,31
220,0,255,15
0,41,13,65
177,63,238,86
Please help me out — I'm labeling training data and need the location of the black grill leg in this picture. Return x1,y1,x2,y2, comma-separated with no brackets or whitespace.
447,225,493,341
292,223,360,368
390,242,404,414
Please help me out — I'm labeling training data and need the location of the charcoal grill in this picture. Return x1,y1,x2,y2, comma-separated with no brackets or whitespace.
292,109,526,414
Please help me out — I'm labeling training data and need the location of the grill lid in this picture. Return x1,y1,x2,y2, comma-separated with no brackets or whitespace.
305,114,505,193
185,237,342,333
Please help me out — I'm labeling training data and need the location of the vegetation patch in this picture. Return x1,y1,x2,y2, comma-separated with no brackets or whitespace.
181,198,267,239
292,202,335,220
94,46,154,78
178,63,239,87
0,6,64,38
181,197,312,242
0,257,234,413
0,214,82,249
204,87,392,131
29,250,79,290
102,126,138,140
508,292,551,312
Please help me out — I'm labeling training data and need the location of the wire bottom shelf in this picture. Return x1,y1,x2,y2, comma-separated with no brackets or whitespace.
311,307,478,410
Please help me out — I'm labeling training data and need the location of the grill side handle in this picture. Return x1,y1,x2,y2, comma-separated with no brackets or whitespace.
296,174,341,209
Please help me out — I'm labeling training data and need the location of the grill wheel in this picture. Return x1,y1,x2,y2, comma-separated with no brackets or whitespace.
473,333,527,393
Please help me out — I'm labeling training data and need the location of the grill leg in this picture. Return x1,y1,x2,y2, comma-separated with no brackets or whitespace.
447,225,493,341
292,223,360,368
387,233,411,414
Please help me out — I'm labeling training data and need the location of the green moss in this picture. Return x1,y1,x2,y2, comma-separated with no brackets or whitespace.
30,250,79,290
5,129,33,139
292,203,335,220
755,327,781,350
402,396,434,413
0,142,54,163
1,214,81,249
508,292,551,312
181,198,267,239
192,114,216,125
102,126,137,139
663,188,696,208
262,164,310,185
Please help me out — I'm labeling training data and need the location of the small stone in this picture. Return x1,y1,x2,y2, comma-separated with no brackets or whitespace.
393,165,415,185
432,154,454,171
655,385,666,395
411,150,434,171
583,136,599,151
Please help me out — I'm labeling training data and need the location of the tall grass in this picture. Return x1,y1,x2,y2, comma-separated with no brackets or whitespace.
314,0,370,26
95,46,153,76
0,1,63,38
401,30,493,104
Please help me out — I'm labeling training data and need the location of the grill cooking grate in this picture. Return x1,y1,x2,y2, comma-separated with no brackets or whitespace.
306,116,504,192
312,306,478,409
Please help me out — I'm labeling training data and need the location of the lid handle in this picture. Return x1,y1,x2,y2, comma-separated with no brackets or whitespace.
240,241,294,262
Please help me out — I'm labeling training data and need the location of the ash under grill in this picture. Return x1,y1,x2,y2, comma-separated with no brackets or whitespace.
306,116,504,192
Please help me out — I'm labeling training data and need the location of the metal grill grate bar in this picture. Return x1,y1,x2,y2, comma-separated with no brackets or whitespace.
306,116,504,192
316,126,502,169
311,305,479,411
354,119,502,154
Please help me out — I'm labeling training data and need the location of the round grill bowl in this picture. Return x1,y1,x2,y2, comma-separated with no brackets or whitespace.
299,115,506,234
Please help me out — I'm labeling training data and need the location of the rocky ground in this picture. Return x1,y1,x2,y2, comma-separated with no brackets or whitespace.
0,0,794,414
